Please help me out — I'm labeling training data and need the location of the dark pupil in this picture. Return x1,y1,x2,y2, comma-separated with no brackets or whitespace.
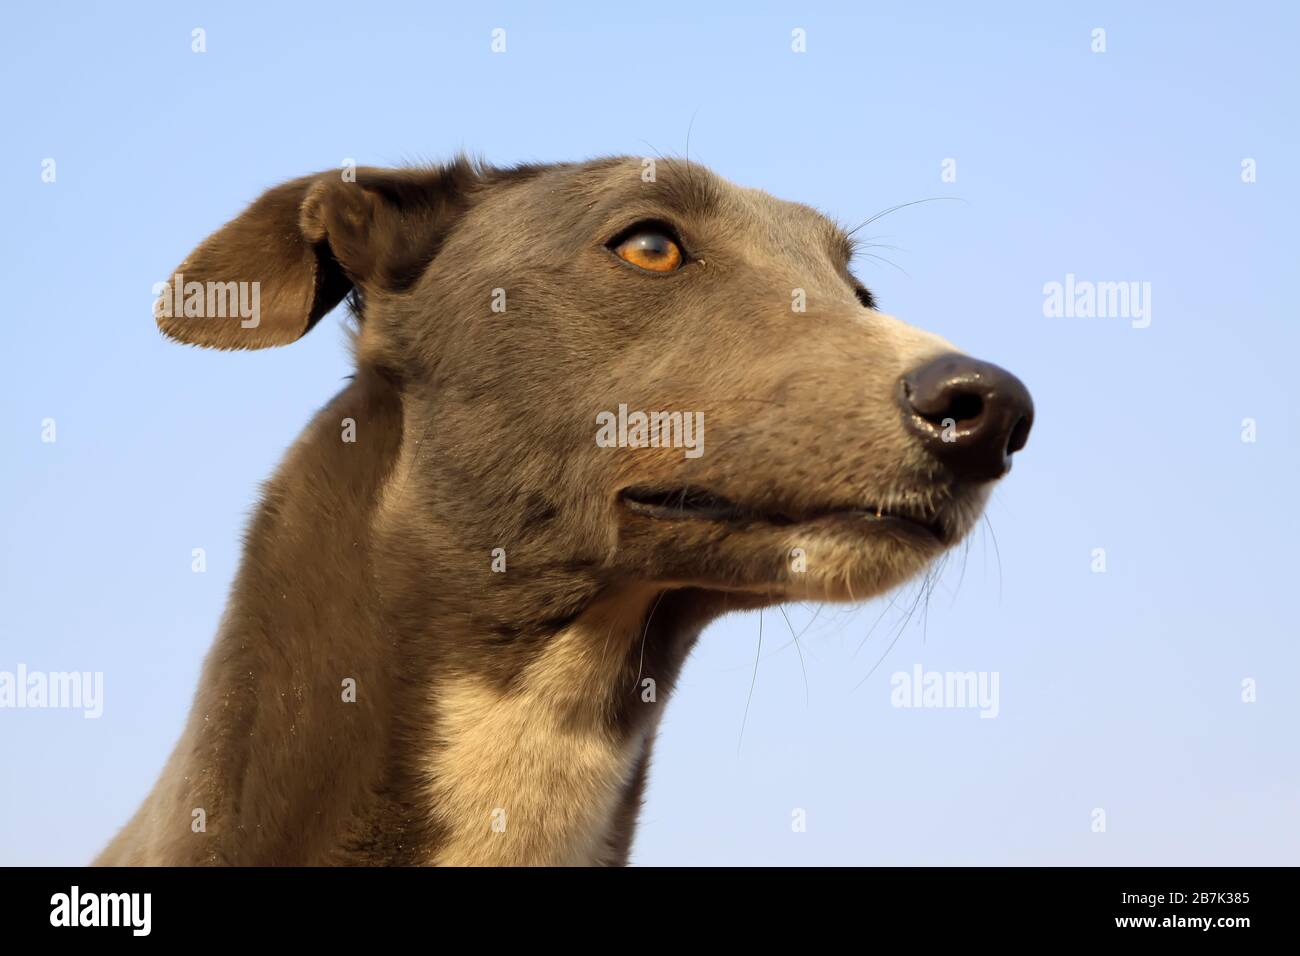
634,234,669,256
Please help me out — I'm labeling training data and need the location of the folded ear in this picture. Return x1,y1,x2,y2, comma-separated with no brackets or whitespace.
154,164,476,350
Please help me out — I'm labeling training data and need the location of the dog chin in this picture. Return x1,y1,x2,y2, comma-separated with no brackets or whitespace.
763,519,963,604
617,481,989,605
633,508,979,608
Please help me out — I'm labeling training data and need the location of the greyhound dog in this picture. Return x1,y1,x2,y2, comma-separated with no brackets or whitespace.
98,157,1033,866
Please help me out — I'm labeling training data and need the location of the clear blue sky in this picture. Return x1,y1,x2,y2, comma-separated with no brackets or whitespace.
2,1,1296,865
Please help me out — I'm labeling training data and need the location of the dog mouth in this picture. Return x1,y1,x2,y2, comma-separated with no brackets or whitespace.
618,486,953,545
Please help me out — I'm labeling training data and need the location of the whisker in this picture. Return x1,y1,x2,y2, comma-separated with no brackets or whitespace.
634,589,668,688
982,513,1003,604
856,251,912,279
636,139,669,165
845,197,964,238
852,566,934,691
852,590,902,659
795,603,822,640
951,535,971,608
756,603,822,661
684,112,699,193
778,604,811,707
852,595,916,691
737,608,764,754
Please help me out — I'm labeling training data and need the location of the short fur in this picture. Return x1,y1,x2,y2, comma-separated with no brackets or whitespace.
100,157,1001,865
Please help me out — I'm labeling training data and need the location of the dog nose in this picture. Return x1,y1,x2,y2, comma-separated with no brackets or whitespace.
898,353,1033,482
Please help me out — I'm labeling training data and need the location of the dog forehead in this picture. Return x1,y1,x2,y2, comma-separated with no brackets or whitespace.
448,159,849,281
521,157,848,255
730,184,850,260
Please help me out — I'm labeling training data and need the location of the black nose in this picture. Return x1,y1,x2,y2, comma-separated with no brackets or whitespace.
898,353,1034,482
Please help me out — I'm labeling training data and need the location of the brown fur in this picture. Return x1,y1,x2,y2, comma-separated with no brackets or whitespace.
99,156,1004,865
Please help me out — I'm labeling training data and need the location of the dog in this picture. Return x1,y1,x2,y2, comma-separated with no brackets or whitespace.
97,156,1033,865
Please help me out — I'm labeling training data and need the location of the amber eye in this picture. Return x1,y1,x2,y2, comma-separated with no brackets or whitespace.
612,229,684,273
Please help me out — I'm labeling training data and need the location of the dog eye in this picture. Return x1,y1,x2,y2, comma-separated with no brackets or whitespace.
611,228,684,273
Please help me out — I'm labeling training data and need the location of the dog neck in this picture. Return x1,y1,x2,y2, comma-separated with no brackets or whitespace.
103,367,707,865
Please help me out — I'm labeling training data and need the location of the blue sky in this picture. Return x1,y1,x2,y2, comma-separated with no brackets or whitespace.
1,1,1296,865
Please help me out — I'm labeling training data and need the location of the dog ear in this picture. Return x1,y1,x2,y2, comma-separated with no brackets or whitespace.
154,164,475,350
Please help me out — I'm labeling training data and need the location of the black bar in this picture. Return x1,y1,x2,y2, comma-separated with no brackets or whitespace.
0,866,1282,941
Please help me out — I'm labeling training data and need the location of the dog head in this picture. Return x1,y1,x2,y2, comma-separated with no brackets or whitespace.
157,157,1032,618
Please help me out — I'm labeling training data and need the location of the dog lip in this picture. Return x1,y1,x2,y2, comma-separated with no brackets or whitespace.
619,487,749,521
618,487,951,543
815,509,949,545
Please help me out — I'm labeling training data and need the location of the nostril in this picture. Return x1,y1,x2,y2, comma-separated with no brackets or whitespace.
911,387,984,428
943,391,984,427
1007,415,1031,455
899,353,1034,483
